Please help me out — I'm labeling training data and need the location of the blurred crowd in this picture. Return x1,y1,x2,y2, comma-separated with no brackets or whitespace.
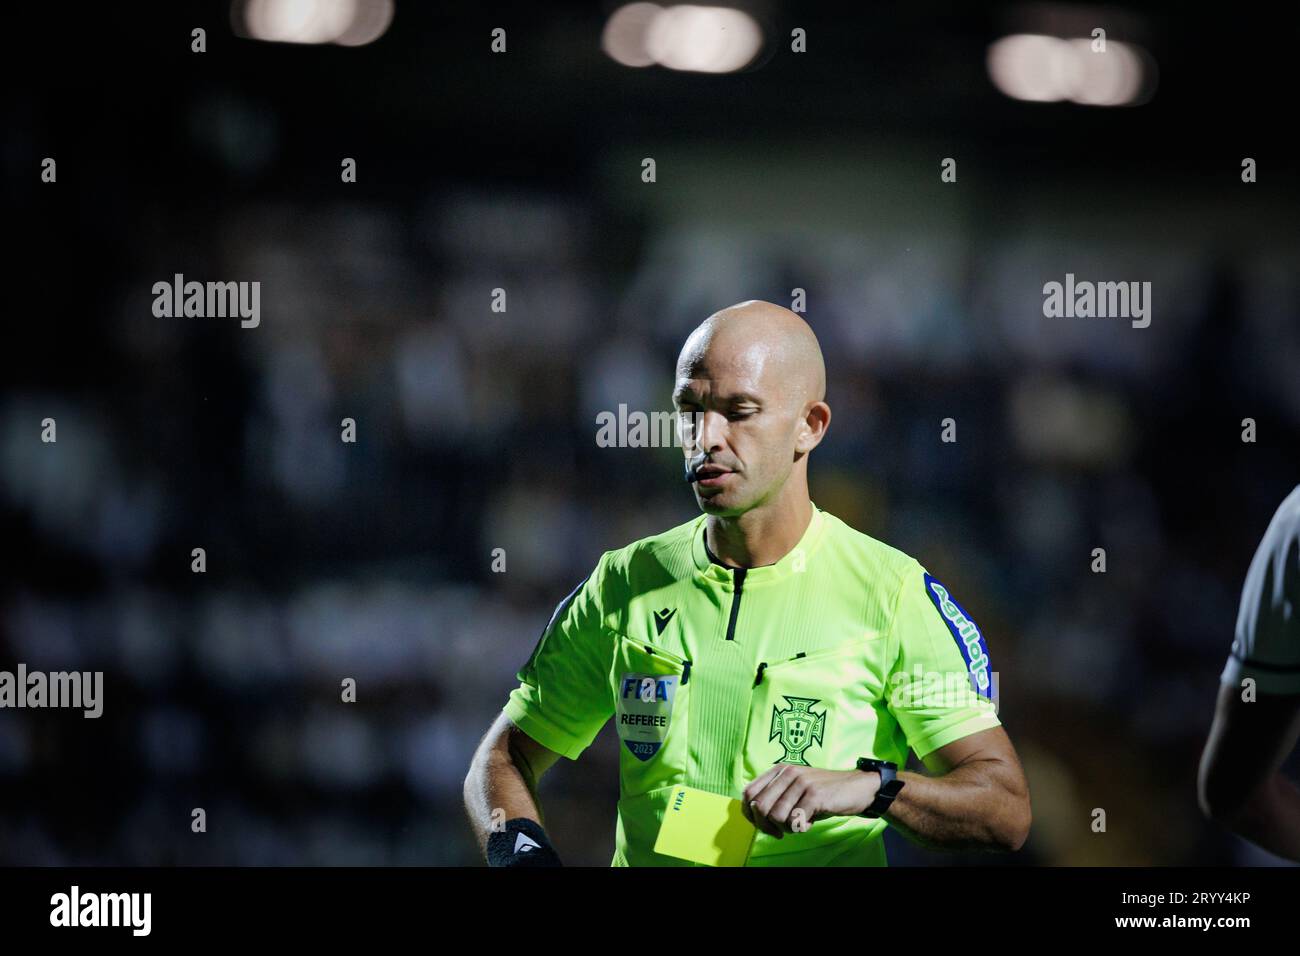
3,171,1299,865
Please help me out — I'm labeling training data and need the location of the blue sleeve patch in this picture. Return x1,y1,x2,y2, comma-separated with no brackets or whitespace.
923,573,993,699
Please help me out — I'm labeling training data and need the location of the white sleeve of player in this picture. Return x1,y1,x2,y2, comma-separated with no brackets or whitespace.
1221,485,1300,694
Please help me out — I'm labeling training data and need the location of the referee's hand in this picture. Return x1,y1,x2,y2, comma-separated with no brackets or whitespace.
742,763,880,838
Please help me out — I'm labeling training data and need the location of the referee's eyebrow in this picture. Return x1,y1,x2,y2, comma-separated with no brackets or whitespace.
674,386,761,407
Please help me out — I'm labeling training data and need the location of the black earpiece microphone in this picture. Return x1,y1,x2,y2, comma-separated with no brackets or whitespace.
684,452,709,483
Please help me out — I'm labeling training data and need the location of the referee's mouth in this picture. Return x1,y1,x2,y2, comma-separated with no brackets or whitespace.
693,463,735,487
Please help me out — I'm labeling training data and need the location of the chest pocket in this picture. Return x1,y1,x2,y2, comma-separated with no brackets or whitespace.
611,634,693,798
738,635,888,783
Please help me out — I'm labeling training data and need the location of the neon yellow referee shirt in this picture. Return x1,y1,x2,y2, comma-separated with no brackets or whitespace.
504,504,1001,866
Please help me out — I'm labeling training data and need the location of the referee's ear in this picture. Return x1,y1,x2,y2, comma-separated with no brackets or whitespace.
795,400,831,454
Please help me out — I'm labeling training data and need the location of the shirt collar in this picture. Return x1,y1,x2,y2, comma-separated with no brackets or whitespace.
691,503,828,587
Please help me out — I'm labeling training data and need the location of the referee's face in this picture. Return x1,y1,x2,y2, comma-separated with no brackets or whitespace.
674,347,803,517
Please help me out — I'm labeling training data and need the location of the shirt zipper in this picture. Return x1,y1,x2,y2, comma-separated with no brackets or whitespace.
724,567,747,641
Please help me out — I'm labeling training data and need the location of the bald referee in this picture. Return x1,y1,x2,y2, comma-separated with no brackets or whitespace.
464,300,1031,866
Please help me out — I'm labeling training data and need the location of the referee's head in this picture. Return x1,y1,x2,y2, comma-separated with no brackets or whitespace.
674,300,831,518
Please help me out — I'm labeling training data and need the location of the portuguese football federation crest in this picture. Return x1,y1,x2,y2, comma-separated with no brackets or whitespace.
769,696,826,765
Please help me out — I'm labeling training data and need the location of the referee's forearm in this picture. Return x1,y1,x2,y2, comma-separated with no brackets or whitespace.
463,746,546,855
882,760,1031,852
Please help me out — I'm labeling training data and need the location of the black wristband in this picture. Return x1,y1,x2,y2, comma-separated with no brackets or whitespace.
487,818,563,867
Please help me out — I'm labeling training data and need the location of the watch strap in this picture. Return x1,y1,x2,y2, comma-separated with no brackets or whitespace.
856,757,904,818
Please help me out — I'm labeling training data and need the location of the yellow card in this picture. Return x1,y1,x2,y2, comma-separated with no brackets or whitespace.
654,785,757,867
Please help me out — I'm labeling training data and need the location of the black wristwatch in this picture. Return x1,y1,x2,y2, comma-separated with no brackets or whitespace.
855,758,905,818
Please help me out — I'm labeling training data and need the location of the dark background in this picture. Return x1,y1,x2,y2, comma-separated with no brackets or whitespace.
2,1,1298,865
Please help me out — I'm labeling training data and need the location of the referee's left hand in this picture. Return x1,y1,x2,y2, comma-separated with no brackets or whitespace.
742,763,880,838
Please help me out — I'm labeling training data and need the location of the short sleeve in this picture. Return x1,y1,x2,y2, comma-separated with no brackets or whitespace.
884,563,1002,760
1221,486,1300,694
503,554,617,760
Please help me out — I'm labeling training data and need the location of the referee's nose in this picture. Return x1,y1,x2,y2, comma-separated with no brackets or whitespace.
693,409,729,458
